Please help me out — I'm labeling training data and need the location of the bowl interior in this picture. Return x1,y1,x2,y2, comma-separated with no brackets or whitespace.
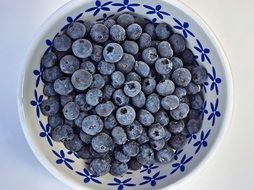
19,0,233,189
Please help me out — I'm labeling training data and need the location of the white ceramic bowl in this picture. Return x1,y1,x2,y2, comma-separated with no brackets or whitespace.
17,0,233,189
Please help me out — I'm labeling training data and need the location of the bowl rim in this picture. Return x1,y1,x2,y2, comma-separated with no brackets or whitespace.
17,0,234,189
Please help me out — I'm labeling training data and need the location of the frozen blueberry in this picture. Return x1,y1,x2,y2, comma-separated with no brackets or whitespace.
60,91,76,107
144,23,156,39
164,129,172,142
65,119,75,127
171,57,183,70
89,146,106,158
82,115,103,136
117,13,134,28
123,141,139,157
53,34,72,51
137,130,150,144
41,97,60,116
157,41,173,59
74,112,88,128
126,72,142,82
111,126,127,145
103,43,124,63
151,40,160,48
111,71,125,88
142,78,156,95
155,110,169,127
91,133,114,153
51,124,74,142
116,53,135,73
156,148,174,164
86,89,103,106
79,130,92,144
191,66,208,84
126,121,143,140
170,103,189,120
115,150,130,163
136,144,155,165
72,39,93,58
62,102,80,120
74,94,92,111
110,161,128,176
179,96,190,104
42,66,62,82
179,49,194,65
168,134,187,150
91,44,103,62
64,135,83,152
95,101,114,117
186,82,201,95
90,24,109,43
48,113,64,128
116,106,136,126
138,109,154,126
53,77,74,96
131,91,146,108
90,158,110,176
126,23,142,40
168,120,185,134
156,80,175,96
150,139,165,151
145,93,161,113
134,61,150,77
161,95,180,111
139,33,152,50
43,83,57,96
41,51,57,68
188,109,201,119
122,40,139,55
103,85,115,100
60,55,80,74
90,74,105,89
128,158,142,171
71,69,93,91
80,61,96,74
78,145,92,159
83,20,94,33
169,33,186,53
187,119,202,134
124,81,142,98
142,47,159,65
98,60,115,75
155,23,171,39
110,24,126,42
190,94,203,110
174,87,187,98
155,58,173,75
172,68,192,87
112,89,129,106
104,18,116,28
104,115,117,130
66,22,86,39
148,123,165,140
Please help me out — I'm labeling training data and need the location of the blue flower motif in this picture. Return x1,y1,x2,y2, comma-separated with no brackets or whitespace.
193,130,211,154
173,18,195,38
208,98,221,126
200,101,208,120
144,18,158,24
140,171,167,186
112,0,140,12
143,4,170,19
67,150,80,159
39,121,52,147
208,67,222,95
52,150,74,170
126,171,133,174
202,81,209,93
61,13,84,31
76,168,102,184
174,149,183,160
140,164,159,174
30,90,43,118
33,64,44,87
194,39,211,64
186,133,197,144
86,0,112,16
170,154,193,174
96,13,114,22
108,178,135,190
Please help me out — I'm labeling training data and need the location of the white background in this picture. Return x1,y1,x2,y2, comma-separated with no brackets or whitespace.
0,0,253,189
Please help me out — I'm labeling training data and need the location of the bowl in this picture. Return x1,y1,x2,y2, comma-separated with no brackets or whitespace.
17,0,233,189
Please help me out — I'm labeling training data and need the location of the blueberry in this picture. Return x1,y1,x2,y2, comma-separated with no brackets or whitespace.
174,87,187,98
78,145,92,159
144,23,156,39
40,97,60,116
91,44,103,62
156,79,175,96
180,127,189,136
179,96,190,105
122,40,139,55
41,51,57,68
171,57,183,70
139,33,152,50
158,41,173,58
82,115,103,136
95,101,115,117
86,89,103,106
64,135,83,152
172,68,192,87
80,61,96,74
179,49,194,65
170,103,189,120
53,77,73,96
137,130,150,144
74,94,92,112
126,72,142,82
115,151,130,163
186,82,201,95
145,93,161,113
155,23,171,39
124,81,142,97
131,91,146,108
112,89,129,106
43,83,57,96
126,121,143,140
111,71,125,88
104,115,118,129
103,85,115,101
135,61,150,77
137,109,154,126
156,148,174,164
66,22,86,40
65,119,75,127
116,53,135,73
48,113,64,128
168,134,187,150
168,120,185,134
60,55,80,74
110,161,128,176
90,24,109,43
71,69,93,91
136,144,155,165
155,58,173,75
73,112,87,127
53,34,72,52
110,24,126,42
104,18,116,28
148,123,165,140
142,78,156,95
142,47,159,65
116,106,136,126
72,39,93,58
122,141,139,157
164,129,172,142
42,66,62,82
62,102,80,120
188,109,201,119
191,66,208,84
169,33,186,53
98,60,115,75
89,146,107,158
103,43,124,63
51,124,74,142
187,119,202,134
126,23,142,40
83,20,94,33
117,13,134,28
155,110,169,127
90,74,105,89
111,126,127,145
190,94,203,110
90,158,110,176
79,130,92,144
161,95,180,111
60,91,76,107
91,133,114,153
128,158,142,171
151,40,160,48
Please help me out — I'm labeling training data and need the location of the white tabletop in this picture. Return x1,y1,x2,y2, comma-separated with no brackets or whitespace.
0,0,253,189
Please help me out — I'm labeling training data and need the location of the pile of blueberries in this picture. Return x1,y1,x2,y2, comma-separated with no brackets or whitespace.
40,13,208,177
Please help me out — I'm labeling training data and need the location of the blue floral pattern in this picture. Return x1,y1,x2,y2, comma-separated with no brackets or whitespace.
108,178,136,190
208,67,222,95
208,98,221,126
76,168,102,184
174,149,183,160
52,150,74,170
33,64,44,87
67,150,80,159
186,133,197,144
144,17,158,24
143,4,170,19
200,101,208,120
96,13,115,22
140,171,166,186
60,13,84,31
193,130,211,154
86,0,112,16
30,90,43,118
194,39,211,64
112,0,140,12
173,18,195,38
39,121,52,147
140,164,159,174
170,155,193,174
